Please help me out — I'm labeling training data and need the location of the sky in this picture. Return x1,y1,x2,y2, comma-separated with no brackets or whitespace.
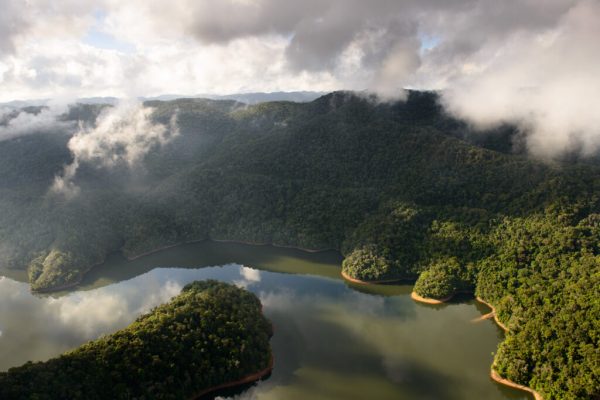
1,0,600,157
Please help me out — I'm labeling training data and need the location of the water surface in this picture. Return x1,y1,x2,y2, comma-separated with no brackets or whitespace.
0,242,529,400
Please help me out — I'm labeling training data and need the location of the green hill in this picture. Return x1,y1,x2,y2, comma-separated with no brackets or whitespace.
0,280,273,400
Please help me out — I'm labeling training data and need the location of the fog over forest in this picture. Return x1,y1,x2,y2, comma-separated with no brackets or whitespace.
0,2,598,400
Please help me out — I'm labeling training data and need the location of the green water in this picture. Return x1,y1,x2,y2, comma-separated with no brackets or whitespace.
0,241,530,399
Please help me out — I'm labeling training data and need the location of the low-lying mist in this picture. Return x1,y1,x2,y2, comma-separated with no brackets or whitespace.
51,101,179,199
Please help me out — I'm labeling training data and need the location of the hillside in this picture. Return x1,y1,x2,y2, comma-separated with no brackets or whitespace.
0,280,273,400
0,91,597,398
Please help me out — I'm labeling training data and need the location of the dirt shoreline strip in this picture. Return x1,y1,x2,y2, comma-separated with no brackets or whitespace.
410,291,453,304
190,355,274,400
475,296,509,332
471,311,495,322
490,369,543,400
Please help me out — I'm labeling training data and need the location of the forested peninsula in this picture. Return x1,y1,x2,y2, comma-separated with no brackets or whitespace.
0,281,273,400
0,91,597,399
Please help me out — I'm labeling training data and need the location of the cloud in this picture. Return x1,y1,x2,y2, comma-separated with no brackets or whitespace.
437,0,600,158
53,291,128,336
51,100,179,197
134,279,182,314
110,0,426,92
0,102,74,142
0,0,599,157
234,266,262,288
369,40,422,100
51,159,81,200
258,288,299,311
121,0,600,157
241,266,261,282
0,0,29,55
68,101,178,167
0,0,98,57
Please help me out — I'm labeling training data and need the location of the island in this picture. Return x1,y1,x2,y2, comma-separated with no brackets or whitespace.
0,280,273,400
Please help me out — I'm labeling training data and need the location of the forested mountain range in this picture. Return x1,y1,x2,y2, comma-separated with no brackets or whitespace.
0,91,597,399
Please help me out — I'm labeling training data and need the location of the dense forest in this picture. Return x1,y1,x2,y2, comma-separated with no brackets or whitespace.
0,280,273,399
0,91,597,398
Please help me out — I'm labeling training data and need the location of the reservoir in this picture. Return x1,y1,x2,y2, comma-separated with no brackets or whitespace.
0,241,530,400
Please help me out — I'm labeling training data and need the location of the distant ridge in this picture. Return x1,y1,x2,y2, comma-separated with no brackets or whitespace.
145,91,325,104
0,92,325,108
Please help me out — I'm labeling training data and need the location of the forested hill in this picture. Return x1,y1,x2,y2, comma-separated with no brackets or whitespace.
0,280,273,399
0,91,598,399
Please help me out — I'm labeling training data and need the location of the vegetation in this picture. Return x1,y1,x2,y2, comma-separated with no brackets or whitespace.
342,245,395,281
477,213,599,399
0,280,273,400
0,92,597,398
413,257,471,299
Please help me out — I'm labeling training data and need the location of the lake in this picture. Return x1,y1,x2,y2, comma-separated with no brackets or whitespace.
0,241,530,400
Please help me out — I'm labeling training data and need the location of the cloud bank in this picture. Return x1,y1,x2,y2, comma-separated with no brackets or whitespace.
52,101,179,197
0,0,598,157
436,0,600,158
0,102,73,142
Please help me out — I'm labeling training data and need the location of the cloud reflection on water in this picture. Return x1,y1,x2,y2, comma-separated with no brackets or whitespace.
0,263,523,400
0,274,186,370
234,266,262,289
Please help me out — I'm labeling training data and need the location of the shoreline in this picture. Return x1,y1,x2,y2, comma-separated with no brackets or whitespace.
341,269,411,285
409,290,541,399
471,311,495,322
190,355,274,399
124,240,205,261
31,278,83,294
410,291,454,304
24,241,543,399
410,290,474,305
490,369,543,400
475,296,509,332
33,238,338,293
30,258,106,294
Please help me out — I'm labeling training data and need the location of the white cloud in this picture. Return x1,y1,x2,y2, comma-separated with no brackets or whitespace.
51,100,179,197
0,101,73,142
135,279,182,314
438,0,600,158
52,292,128,337
241,266,261,282
51,159,81,200
234,266,262,288
68,100,178,167
0,0,599,157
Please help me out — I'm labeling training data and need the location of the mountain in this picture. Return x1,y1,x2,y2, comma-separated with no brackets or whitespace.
0,92,323,109
0,97,119,108
206,91,326,104
0,91,597,399
144,91,325,104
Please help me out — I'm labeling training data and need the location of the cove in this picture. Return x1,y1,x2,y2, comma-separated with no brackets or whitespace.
0,241,532,399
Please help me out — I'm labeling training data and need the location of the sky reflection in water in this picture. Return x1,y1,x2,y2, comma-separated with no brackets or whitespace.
0,255,528,400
